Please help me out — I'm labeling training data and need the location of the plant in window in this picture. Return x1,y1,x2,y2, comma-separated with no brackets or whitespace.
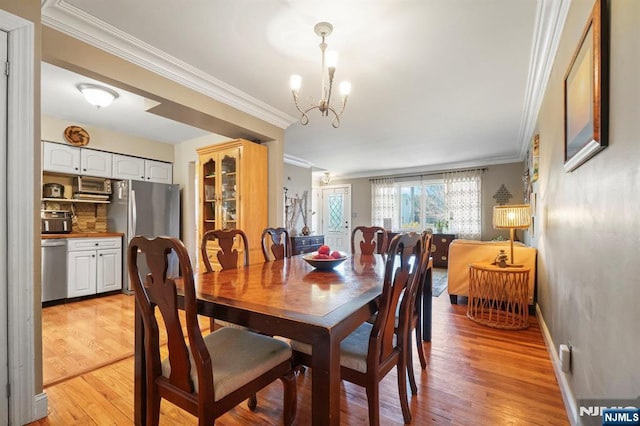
434,219,449,233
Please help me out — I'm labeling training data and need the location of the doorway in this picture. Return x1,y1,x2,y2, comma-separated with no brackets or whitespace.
320,184,351,253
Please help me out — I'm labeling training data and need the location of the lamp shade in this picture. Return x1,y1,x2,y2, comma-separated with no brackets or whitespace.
493,204,531,229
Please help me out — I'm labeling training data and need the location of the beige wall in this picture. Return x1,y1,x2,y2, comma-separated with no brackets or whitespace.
535,0,640,420
42,115,175,162
283,163,312,235
329,162,525,240
173,133,229,261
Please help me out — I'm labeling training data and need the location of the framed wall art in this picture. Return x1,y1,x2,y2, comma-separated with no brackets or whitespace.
563,0,609,172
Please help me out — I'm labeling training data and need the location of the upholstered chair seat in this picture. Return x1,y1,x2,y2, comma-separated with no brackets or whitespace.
161,327,292,401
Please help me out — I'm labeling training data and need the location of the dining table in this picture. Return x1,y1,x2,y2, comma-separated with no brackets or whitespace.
134,252,432,425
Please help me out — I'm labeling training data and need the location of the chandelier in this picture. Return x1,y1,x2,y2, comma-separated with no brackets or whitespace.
290,22,351,128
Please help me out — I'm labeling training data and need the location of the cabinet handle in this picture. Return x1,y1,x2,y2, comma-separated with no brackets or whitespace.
92,254,95,258
99,253,103,257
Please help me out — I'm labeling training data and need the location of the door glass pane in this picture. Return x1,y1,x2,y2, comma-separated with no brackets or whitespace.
328,193,344,233
221,154,237,229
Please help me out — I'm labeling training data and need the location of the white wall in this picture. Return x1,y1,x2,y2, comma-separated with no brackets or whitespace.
535,0,640,421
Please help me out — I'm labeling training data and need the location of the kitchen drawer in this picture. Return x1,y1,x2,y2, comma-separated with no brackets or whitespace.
67,237,122,251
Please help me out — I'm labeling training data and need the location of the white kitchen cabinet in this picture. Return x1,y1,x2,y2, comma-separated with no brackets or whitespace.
145,159,173,184
67,237,122,298
43,142,81,174
43,141,112,178
80,149,112,178
112,154,145,181
112,154,172,183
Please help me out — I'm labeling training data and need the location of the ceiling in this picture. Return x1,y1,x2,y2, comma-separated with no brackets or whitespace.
41,0,567,178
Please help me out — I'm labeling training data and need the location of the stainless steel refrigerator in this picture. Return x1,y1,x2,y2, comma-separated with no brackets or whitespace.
107,180,181,293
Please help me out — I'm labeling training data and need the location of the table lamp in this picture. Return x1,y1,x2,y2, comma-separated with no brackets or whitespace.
492,204,531,266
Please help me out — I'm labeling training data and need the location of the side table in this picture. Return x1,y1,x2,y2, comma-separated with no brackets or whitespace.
467,262,530,330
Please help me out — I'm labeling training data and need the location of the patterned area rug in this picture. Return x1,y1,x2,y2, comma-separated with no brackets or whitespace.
432,268,448,297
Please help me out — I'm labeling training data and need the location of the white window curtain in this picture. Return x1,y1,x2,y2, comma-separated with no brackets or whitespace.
371,178,397,230
444,170,482,240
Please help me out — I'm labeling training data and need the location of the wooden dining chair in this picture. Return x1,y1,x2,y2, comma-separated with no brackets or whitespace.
200,229,250,272
351,226,388,255
128,235,297,426
291,232,423,425
405,231,433,395
201,229,250,331
261,227,291,261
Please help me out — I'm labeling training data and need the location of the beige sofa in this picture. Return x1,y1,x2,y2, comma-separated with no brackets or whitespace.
447,239,537,305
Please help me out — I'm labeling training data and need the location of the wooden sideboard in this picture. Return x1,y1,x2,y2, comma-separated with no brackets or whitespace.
290,235,325,255
431,233,456,268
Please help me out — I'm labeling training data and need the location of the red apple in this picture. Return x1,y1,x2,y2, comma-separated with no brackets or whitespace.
313,253,331,260
318,245,331,255
330,251,342,259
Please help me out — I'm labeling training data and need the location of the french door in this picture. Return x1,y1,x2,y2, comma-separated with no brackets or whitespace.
320,185,351,254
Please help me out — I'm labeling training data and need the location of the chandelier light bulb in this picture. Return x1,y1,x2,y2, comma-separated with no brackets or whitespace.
339,81,351,96
290,75,302,92
326,51,338,68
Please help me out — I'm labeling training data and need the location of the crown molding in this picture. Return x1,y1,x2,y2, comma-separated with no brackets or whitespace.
284,153,314,169
41,0,297,129
340,154,523,180
517,0,571,159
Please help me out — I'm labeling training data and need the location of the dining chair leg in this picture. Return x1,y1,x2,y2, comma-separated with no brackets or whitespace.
281,370,298,426
406,340,418,395
397,358,412,424
365,384,380,426
247,394,258,410
147,386,161,426
415,322,427,369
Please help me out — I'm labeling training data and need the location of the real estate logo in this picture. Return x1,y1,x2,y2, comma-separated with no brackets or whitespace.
578,397,640,426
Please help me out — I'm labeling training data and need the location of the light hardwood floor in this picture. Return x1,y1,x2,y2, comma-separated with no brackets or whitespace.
34,292,568,425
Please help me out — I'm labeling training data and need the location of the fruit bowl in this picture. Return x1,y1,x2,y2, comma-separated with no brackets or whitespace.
303,252,347,270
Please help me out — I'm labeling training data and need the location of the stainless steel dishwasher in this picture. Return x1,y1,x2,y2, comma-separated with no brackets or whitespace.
41,239,67,303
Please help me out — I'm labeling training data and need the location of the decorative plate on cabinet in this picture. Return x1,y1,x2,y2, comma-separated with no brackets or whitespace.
64,126,90,146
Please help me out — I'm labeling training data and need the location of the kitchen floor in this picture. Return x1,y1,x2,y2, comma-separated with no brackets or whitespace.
42,294,211,388
42,295,135,387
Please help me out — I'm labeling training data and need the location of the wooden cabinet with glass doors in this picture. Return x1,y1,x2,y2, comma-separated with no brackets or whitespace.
197,139,267,270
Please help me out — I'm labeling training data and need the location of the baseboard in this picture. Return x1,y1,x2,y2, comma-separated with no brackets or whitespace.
536,303,578,425
34,391,48,421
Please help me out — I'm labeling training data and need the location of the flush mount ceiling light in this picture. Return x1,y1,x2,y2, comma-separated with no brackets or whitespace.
290,22,351,128
77,83,119,108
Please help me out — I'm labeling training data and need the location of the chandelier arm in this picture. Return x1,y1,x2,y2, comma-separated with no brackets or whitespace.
324,67,336,117
327,106,341,128
292,91,312,125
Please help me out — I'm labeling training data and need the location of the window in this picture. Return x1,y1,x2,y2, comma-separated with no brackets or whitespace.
397,180,446,231
372,170,482,239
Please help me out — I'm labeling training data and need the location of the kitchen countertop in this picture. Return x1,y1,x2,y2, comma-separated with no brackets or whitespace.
41,232,124,239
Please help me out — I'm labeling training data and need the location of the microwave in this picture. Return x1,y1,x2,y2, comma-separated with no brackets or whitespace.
73,176,112,195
